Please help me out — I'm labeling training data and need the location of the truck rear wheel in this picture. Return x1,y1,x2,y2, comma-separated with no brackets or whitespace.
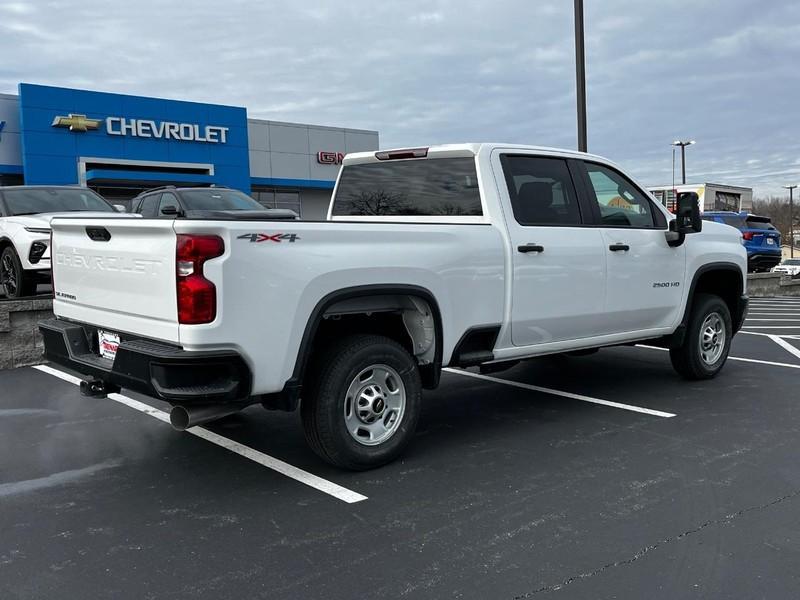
301,334,422,470
670,293,732,380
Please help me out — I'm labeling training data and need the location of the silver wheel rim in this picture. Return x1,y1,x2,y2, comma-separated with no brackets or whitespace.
344,364,406,446
1,254,17,296
699,312,726,366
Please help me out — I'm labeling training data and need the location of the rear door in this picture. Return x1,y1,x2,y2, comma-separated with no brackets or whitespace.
576,161,685,333
495,152,608,346
50,218,179,342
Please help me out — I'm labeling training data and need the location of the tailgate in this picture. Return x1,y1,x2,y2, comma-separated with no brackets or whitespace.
761,230,780,247
50,218,179,343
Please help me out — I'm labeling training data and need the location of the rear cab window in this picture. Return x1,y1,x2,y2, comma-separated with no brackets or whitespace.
744,217,776,231
331,157,482,218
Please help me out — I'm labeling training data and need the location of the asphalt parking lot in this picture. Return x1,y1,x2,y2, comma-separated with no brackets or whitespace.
2,297,800,599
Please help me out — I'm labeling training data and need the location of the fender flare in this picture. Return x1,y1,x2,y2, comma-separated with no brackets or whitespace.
282,284,444,403
680,261,746,330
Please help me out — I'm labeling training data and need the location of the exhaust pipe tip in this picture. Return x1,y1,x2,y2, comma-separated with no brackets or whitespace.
169,403,248,431
170,406,191,431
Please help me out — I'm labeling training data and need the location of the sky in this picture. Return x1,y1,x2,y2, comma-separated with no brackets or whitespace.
0,0,798,197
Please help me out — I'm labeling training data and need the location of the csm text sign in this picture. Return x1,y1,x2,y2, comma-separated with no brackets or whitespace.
52,113,229,144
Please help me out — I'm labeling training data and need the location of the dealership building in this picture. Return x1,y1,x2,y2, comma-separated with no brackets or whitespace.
0,83,379,219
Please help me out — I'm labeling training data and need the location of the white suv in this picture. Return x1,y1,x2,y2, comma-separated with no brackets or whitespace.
0,186,120,298
772,258,800,277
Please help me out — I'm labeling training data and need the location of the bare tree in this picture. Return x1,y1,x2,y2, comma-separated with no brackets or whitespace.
341,190,410,216
752,196,799,246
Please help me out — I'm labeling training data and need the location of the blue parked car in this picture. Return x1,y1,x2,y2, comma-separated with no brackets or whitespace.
702,211,782,272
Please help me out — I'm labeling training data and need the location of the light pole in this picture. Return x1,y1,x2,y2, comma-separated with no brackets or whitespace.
574,0,587,152
672,140,695,185
784,184,797,258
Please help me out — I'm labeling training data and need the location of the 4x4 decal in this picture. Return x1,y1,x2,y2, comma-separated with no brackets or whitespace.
237,233,300,243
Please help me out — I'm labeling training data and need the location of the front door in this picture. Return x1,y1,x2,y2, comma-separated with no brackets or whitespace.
495,152,608,347
578,161,686,334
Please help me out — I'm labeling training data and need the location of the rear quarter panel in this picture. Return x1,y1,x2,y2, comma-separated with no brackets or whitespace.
174,220,506,394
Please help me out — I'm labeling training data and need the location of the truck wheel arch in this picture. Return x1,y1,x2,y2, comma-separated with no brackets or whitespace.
286,284,444,402
682,262,746,333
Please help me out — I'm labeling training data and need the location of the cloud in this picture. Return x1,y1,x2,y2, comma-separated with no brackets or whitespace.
0,0,796,197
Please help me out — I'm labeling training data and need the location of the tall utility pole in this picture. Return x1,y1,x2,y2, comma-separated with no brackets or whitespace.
672,140,695,185
784,184,797,258
574,0,587,152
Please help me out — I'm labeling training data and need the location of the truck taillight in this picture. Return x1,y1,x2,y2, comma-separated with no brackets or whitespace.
49,230,55,291
176,234,224,324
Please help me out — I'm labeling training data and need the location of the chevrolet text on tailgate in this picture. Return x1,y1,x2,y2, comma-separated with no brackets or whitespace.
40,144,748,470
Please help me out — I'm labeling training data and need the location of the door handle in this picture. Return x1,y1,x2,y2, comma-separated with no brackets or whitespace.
608,243,630,252
518,243,544,253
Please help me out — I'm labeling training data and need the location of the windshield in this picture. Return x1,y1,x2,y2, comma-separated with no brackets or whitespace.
783,259,800,266
180,189,264,211
3,188,113,216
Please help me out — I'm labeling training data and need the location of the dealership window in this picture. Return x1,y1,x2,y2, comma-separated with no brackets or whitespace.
252,187,301,217
0,174,24,187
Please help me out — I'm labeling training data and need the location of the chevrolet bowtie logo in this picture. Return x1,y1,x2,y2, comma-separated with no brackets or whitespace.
51,113,102,132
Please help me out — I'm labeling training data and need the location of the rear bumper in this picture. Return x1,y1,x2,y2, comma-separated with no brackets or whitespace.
38,318,252,405
747,252,782,271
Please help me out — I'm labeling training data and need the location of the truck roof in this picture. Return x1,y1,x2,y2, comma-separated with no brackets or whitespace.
342,143,613,166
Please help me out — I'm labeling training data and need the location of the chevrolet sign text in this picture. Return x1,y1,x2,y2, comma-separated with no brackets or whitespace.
106,117,229,143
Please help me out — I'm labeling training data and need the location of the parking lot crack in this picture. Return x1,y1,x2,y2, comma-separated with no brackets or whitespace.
512,487,800,598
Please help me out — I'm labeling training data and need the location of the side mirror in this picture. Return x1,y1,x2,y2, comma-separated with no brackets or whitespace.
113,204,127,213
160,205,180,216
676,192,702,234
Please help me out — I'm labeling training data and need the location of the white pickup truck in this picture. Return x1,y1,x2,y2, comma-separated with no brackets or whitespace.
40,143,748,469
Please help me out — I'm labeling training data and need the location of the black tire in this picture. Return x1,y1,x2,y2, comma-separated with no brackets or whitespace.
0,246,36,299
301,334,422,470
670,293,732,380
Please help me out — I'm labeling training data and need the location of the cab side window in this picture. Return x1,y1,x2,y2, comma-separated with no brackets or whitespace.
583,163,657,228
158,192,180,217
137,194,160,218
501,155,582,226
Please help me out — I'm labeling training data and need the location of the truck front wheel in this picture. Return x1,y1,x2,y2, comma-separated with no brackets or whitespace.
670,293,733,380
301,334,422,470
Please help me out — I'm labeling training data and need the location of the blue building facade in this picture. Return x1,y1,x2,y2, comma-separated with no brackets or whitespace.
0,83,378,219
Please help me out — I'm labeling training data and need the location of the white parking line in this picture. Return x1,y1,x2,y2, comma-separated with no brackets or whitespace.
745,318,800,321
743,326,800,329
637,345,800,369
32,364,368,504
749,302,800,306
443,368,675,418
768,335,800,361
739,330,781,338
